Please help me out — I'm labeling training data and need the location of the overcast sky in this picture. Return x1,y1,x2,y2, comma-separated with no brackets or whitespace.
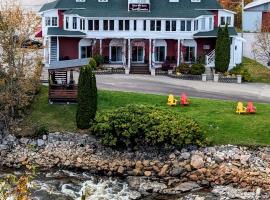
14,0,54,11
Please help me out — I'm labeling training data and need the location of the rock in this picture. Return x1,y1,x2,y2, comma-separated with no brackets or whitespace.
191,155,204,169
169,153,176,160
158,164,169,177
214,152,226,163
129,191,141,200
37,139,45,147
140,181,167,193
118,166,125,174
76,157,82,163
240,155,250,165
181,152,191,160
174,182,200,192
42,135,47,140
212,186,259,200
0,144,8,150
144,171,151,177
170,167,184,176
19,138,29,145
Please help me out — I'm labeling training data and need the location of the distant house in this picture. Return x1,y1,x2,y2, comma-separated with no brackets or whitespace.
243,0,270,32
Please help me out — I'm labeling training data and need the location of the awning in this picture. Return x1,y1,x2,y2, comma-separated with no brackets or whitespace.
193,27,238,38
49,58,89,70
47,27,86,37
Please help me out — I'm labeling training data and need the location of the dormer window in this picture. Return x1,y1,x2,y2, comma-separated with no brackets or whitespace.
128,0,150,11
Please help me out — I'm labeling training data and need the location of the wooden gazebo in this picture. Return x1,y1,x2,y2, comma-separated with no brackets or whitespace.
48,58,89,103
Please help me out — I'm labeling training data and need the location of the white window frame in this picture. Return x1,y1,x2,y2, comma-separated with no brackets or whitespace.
155,46,167,63
51,17,58,27
110,46,123,63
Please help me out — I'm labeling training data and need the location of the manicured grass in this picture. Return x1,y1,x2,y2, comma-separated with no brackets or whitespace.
242,57,270,83
25,86,270,146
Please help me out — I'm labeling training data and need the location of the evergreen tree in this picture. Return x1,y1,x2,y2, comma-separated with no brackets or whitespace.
215,25,231,73
76,58,98,129
223,24,231,72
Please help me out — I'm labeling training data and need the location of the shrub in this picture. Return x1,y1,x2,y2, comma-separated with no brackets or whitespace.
93,54,104,67
176,63,190,74
89,58,97,70
230,64,252,82
92,105,205,149
33,123,49,137
76,63,97,129
190,63,205,75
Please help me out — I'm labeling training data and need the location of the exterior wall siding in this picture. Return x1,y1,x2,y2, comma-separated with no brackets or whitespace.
196,38,216,58
243,11,262,32
59,37,81,60
262,12,270,29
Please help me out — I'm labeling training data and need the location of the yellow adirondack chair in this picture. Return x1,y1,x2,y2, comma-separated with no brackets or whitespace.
167,94,177,106
236,102,247,114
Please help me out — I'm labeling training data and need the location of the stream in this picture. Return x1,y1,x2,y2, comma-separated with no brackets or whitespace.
0,169,217,200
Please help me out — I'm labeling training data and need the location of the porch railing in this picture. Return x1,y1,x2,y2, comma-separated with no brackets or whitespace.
205,49,215,67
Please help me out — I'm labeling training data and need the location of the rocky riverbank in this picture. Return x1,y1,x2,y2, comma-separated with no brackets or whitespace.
1,132,270,199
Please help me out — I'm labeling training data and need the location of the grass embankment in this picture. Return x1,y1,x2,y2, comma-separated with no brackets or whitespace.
242,57,270,83
24,86,270,146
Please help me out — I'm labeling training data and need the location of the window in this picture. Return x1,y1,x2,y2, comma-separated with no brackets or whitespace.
166,20,176,31
156,20,161,31
52,17,58,26
181,20,186,31
227,17,231,25
143,20,147,31
201,18,205,30
166,21,170,31
65,17,69,29
150,20,161,31
110,20,114,30
209,17,213,30
111,46,122,62
221,17,226,26
119,20,129,31
81,46,92,58
88,20,93,30
172,20,176,31
119,20,124,30
45,17,51,26
194,20,198,31
73,17,77,29
186,20,191,31
80,19,85,30
103,20,108,30
155,46,166,62
94,20,99,30
150,20,155,31
125,20,130,30
184,46,195,62
134,20,137,31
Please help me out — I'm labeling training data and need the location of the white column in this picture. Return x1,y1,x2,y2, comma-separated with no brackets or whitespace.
152,39,156,68
48,37,51,65
128,38,131,69
123,39,127,66
177,39,180,66
99,39,103,55
149,39,152,70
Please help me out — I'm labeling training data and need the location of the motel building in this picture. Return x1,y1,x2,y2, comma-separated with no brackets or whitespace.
37,0,244,101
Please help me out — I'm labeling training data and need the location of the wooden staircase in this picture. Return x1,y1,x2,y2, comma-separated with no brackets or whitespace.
130,64,150,74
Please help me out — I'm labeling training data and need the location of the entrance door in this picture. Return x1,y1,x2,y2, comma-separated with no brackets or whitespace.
132,46,144,63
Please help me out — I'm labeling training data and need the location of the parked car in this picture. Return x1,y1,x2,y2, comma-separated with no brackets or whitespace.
21,39,42,49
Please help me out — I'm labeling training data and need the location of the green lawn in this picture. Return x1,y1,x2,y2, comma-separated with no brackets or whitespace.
242,57,270,83
25,86,270,146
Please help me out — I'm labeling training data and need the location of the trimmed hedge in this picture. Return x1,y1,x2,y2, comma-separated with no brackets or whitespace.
190,63,205,75
92,105,205,149
176,63,190,74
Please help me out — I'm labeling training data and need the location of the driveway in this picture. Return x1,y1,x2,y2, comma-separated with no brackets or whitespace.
96,74,270,103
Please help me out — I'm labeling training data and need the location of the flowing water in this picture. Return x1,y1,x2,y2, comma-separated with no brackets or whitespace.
0,169,216,200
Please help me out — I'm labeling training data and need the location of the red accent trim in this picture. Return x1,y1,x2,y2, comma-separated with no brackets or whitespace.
195,38,216,58
262,12,270,29
211,10,219,27
59,37,81,60
58,10,64,29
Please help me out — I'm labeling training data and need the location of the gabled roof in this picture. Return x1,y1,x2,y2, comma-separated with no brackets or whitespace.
47,27,86,36
193,27,238,38
244,0,270,10
49,58,89,70
40,0,222,18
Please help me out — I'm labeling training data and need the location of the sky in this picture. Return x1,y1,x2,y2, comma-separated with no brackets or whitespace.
18,0,53,11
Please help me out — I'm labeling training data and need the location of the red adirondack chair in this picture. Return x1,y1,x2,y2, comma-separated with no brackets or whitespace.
246,102,256,114
180,93,190,106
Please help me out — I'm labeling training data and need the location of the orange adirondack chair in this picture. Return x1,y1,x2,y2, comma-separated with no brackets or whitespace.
246,102,256,114
180,93,190,106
